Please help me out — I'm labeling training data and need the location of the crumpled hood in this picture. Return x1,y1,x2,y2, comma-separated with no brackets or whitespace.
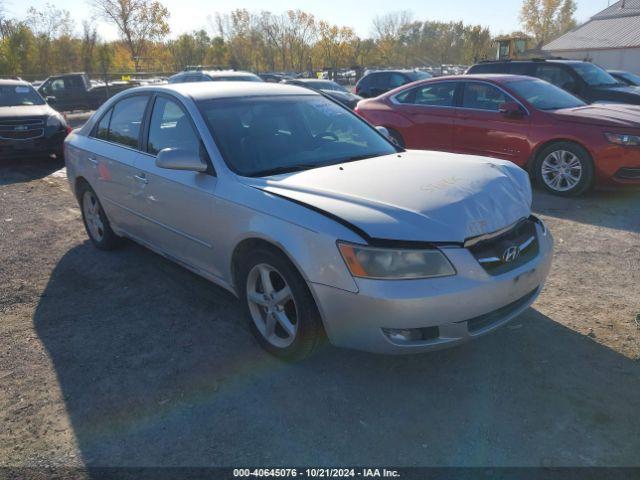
244,150,532,243
0,104,52,118
552,104,640,128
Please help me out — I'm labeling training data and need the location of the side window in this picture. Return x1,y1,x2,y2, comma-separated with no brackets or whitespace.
395,82,457,106
389,73,407,89
65,76,84,89
462,82,509,111
535,65,575,89
93,108,113,141
107,96,149,149
147,97,201,156
50,79,65,93
469,63,506,74
510,63,533,75
370,73,387,90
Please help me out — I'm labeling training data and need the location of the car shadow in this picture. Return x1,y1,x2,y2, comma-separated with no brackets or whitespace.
34,242,640,467
532,188,640,234
0,156,65,186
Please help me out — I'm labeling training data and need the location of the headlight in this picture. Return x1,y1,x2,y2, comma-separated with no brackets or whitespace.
46,113,66,129
338,242,456,280
605,132,640,146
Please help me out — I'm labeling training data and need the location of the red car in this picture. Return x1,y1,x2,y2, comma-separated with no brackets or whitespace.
355,74,640,196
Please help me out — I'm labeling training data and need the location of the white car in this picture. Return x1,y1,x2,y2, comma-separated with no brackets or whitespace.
64,82,553,360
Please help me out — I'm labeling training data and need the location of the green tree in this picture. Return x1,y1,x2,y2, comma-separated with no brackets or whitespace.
520,0,577,48
92,0,170,71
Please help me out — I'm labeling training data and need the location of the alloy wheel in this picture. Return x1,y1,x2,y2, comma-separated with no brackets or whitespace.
82,191,105,242
540,149,583,192
246,263,298,348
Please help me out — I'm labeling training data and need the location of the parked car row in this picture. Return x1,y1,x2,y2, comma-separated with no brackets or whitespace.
63,81,554,360
354,60,640,196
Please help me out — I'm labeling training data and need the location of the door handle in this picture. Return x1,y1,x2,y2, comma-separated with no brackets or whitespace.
134,173,148,184
87,156,98,165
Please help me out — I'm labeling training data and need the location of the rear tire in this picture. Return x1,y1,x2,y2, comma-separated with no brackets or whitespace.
238,247,323,361
78,183,124,250
533,142,594,197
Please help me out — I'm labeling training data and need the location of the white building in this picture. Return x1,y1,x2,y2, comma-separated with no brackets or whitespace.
543,0,640,73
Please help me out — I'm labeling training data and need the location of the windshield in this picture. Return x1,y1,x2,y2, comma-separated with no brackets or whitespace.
506,79,586,111
408,71,432,81
571,63,619,87
198,94,397,177
0,85,45,107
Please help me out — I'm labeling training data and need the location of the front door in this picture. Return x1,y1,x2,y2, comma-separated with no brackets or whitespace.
454,82,530,166
131,95,221,278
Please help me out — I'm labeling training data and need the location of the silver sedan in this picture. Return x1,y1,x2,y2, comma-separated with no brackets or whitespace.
64,82,553,360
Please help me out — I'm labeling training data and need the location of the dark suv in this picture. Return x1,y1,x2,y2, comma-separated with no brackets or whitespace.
467,60,640,105
355,70,432,98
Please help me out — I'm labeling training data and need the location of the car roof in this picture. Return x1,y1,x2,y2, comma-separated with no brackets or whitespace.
0,79,31,86
135,81,321,101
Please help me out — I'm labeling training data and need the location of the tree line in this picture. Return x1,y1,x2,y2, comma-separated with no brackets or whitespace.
0,0,576,78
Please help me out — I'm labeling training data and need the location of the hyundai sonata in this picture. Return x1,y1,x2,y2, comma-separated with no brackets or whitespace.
64,82,553,360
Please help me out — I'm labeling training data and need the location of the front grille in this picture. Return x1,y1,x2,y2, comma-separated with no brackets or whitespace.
468,218,539,276
615,167,640,180
0,118,45,141
464,288,538,334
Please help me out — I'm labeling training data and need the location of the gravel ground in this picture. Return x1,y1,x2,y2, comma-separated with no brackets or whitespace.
0,157,639,468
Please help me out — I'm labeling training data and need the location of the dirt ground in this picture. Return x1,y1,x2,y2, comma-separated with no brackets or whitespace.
1,157,639,468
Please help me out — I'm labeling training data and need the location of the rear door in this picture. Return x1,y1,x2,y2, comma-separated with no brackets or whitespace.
390,81,459,151
131,94,221,278
454,81,530,165
85,94,151,235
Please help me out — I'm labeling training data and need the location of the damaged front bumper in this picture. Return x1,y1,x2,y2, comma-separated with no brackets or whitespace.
311,221,554,354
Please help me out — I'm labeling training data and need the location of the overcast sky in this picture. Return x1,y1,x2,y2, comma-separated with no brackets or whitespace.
3,0,614,40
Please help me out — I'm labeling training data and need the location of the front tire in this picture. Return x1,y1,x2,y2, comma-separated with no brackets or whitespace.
239,247,323,361
78,184,124,250
533,142,594,197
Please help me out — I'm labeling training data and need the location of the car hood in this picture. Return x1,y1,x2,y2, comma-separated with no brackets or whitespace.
243,151,532,243
0,104,52,117
552,104,640,128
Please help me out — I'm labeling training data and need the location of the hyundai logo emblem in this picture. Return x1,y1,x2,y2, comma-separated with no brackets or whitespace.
502,245,520,263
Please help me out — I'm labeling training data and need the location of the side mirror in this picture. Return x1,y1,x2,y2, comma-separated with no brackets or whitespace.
498,101,525,118
46,96,57,105
156,148,208,172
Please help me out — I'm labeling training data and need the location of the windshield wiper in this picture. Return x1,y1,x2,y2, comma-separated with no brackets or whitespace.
250,164,320,177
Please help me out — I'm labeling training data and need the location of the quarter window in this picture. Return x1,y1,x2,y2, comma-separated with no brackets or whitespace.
462,83,509,111
147,97,201,156
94,108,112,141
